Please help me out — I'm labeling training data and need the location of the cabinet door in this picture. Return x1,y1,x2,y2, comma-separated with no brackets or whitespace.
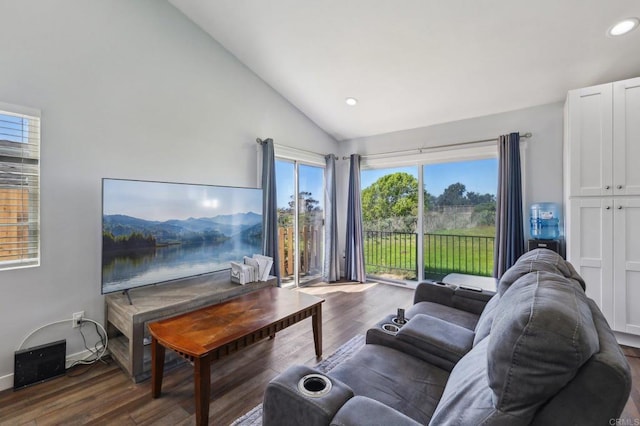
566,84,613,196
613,198,640,335
613,77,640,196
567,198,614,322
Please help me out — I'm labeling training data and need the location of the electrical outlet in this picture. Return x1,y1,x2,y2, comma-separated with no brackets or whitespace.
72,311,84,328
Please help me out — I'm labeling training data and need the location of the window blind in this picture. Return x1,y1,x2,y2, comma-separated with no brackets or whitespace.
0,107,40,269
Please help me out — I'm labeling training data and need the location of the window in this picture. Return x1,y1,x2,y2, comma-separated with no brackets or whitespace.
0,104,40,269
360,141,501,282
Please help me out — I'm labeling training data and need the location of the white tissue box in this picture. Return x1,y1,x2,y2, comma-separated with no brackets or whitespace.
230,262,254,285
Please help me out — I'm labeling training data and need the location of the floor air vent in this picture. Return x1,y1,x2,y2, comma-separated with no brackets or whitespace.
14,340,66,390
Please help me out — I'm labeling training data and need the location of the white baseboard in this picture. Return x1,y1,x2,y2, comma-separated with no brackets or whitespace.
0,373,12,392
615,331,640,348
0,348,105,392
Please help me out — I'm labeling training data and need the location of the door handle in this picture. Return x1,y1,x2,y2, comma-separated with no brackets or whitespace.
617,185,623,189
605,185,610,189
618,205,623,210
606,206,611,210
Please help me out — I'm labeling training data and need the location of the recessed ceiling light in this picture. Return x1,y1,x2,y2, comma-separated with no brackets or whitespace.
345,97,358,106
608,18,639,36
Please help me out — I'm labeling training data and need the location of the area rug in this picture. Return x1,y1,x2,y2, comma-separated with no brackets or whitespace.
230,334,365,426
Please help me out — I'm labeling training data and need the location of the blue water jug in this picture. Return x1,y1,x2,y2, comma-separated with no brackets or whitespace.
530,203,560,239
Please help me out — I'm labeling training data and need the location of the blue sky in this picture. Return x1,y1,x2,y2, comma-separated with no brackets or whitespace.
274,158,497,210
361,158,498,197
103,179,262,221
276,161,324,209
0,113,30,143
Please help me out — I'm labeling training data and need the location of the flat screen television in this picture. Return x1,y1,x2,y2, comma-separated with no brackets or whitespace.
101,178,263,295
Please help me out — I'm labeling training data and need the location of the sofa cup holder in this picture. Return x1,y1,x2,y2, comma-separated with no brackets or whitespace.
391,316,409,326
298,374,332,398
381,323,400,335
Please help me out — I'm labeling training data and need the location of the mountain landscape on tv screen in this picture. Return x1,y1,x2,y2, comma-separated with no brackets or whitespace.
103,212,262,250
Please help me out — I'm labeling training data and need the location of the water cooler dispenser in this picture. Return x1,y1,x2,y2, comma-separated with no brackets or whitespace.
528,202,564,257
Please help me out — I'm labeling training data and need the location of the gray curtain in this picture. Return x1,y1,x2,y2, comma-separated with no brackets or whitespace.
494,132,525,279
345,154,366,282
323,154,339,282
261,138,281,285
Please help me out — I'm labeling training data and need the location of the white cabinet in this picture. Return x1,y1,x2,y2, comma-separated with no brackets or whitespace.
565,76,640,337
613,78,640,196
566,83,612,197
567,198,614,320
566,77,640,197
612,198,640,335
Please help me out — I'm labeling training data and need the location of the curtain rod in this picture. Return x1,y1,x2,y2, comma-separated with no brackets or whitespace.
256,138,336,159
341,132,532,160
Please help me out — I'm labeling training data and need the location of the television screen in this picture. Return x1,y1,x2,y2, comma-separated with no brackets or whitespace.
101,178,263,294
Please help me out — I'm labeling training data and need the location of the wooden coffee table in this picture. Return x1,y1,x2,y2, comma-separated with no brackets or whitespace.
147,286,324,426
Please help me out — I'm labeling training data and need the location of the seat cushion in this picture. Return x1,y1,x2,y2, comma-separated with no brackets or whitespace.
407,301,479,331
396,314,474,364
331,396,422,426
429,338,516,425
331,344,449,424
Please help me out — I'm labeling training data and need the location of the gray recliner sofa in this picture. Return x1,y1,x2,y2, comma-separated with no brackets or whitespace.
263,249,631,426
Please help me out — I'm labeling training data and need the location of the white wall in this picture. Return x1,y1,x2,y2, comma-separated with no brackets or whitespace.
337,102,565,272
0,0,336,388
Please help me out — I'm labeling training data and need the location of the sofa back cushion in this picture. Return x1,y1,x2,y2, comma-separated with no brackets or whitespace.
430,270,599,425
531,299,632,425
497,249,586,296
473,249,586,347
472,293,499,346
488,271,598,414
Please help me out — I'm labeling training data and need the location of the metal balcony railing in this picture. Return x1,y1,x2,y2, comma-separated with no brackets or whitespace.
363,230,495,279
423,233,495,277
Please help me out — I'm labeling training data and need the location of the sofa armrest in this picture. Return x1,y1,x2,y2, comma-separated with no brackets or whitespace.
263,365,354,426
366,313,474,371
413,281,495,315
413,281,458,305
330,396,421,426
396,314,474,367
451,286,495,315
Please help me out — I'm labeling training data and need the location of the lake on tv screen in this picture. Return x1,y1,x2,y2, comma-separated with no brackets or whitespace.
102,236,262,294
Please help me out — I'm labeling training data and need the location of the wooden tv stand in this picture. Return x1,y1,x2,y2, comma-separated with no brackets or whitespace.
104,270,276,383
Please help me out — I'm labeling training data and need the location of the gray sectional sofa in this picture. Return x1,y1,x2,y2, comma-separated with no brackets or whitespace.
263,249,632,425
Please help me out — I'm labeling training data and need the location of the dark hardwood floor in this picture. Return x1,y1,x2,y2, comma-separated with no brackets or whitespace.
0,282,638,425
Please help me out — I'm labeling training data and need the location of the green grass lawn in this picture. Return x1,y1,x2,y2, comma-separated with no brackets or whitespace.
364,226,495,279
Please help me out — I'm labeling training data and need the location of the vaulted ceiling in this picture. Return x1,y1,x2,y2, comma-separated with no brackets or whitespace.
169,0,640,141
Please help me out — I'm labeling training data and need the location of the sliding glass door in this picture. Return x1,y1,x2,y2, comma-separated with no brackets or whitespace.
360,166,419,281
276,159,324,287
423,158,497,280
359,156,497,283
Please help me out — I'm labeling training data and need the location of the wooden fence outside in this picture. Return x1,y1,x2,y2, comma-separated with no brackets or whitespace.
0,188,29,261
278,225,322,278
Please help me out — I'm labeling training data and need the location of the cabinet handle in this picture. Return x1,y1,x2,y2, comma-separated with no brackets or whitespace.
605,185,610,189
617,185,623,189
618,205,623,210
606,206,611,210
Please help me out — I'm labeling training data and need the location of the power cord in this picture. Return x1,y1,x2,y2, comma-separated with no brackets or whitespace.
17,316,109,368
18,319,74,350
67,318,109,367
66,319,110,377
